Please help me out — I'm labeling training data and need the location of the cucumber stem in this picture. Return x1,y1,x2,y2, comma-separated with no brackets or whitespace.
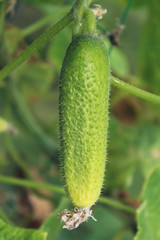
81,8,97,35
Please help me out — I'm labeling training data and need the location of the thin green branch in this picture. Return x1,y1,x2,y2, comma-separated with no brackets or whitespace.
120,0,134,25
0,175,136,215
0,11,74,82
99,196,136,215
0,175,65,195
111,76,160,105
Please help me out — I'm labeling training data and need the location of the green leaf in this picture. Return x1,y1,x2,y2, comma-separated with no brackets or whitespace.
41,197,70,240
0,219,47,240
135,167,160,240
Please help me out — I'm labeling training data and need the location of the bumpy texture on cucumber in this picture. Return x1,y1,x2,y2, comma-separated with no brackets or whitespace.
59,34,110,208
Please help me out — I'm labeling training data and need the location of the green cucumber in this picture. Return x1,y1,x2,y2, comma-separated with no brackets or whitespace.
59,34,110,229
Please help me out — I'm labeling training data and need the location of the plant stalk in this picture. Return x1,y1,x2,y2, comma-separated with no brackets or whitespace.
99,196,136,215
111,76,160,105
0,175,65,195
0,175,136,215
120,0,134,25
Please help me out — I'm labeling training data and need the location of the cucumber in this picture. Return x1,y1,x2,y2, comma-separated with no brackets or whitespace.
59,34,110,229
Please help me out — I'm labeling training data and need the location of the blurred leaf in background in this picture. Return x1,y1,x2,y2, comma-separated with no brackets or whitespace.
0,219,47,240
135,167,160,240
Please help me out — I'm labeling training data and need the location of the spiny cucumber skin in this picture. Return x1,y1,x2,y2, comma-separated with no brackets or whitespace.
59,34,110,208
